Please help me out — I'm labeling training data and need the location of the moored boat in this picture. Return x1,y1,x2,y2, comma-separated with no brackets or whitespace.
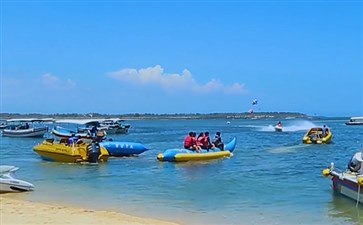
33,138,109,163
0,165,34,192
322,148,363,204
100,119,130,134
157,137,237,162
52,125,91,139
302,127,332,144
51,119,107,141
2,118,51,138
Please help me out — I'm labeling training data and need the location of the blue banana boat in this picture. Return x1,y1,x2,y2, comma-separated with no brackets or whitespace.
100,141,148,156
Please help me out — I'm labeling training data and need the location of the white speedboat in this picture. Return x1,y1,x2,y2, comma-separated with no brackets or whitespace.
0,165,35,192
345,116,363,125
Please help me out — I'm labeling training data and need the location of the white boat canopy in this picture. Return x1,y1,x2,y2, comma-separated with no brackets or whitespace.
6,118,55,123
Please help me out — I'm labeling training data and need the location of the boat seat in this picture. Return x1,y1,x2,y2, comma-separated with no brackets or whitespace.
45,138,54,143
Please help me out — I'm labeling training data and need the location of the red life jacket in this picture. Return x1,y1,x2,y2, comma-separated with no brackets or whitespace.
197,136,204,146
184,135,193,147
202,136,210,146
191,137,197,146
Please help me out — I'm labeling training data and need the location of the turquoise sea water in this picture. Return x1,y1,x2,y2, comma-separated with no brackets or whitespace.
1,118,363,225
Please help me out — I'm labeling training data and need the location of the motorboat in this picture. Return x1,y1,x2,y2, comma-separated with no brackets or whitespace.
322,148,363,204
345,117,363,125
51,119,107,141
302,127,332,144
100,119,130,134
100,140,148,156
2,118,51,138
0,165,34,192
51,125,106,140
51,125,89,138
33,138,109,163
157,137,237,162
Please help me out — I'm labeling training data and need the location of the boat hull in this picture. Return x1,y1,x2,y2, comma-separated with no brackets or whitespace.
33,139,109,163
157,137,236,162
0,166,34,193
329,171,363,204
115,125,130,134
2,127,48,138
0,178,35,192
346,122,363,125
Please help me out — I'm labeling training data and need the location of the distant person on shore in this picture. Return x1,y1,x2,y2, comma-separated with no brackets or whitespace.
213,132,224,150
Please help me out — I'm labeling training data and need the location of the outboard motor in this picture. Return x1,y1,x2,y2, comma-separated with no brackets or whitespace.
87,141,101,163
348,151,363,173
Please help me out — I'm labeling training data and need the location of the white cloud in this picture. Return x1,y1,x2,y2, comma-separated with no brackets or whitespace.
42,73,59,86
108,65,246,94
41,73,76,89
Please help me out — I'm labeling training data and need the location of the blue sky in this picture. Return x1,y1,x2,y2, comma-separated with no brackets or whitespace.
1,1,362,116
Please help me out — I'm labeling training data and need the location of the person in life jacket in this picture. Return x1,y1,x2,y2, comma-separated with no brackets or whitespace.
196,132,205,149
183,131,200,152
201,131,214,151
184,132,194,149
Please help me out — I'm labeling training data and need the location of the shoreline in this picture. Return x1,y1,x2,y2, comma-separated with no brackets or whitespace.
0,112,312,121
0,194,181,225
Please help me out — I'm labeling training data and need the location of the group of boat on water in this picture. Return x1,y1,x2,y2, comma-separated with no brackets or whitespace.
0,118,131,138
1,116,363,209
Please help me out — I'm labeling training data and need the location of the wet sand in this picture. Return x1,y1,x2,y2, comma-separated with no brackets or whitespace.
0,194,181,225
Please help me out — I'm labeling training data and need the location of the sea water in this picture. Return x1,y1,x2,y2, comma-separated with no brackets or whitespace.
1,118,363,225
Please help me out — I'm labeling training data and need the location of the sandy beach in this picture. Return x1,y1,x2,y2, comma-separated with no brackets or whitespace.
0,194,181,225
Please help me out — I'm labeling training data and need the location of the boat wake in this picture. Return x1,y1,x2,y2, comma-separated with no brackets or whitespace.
269,144,310,153
258,120,319,132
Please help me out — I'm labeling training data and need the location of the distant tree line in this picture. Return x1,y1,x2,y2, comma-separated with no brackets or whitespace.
0,112,310,120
